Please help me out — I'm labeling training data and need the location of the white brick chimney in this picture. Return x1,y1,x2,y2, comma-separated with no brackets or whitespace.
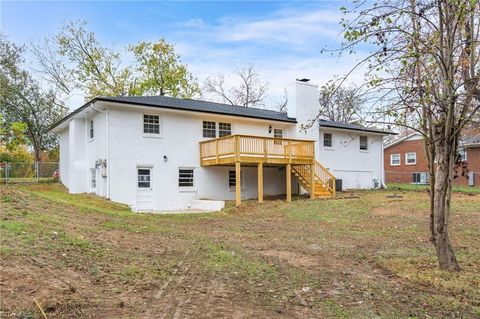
287,79,320,141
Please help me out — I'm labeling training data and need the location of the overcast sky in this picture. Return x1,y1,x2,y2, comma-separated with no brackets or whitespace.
1,0,367,109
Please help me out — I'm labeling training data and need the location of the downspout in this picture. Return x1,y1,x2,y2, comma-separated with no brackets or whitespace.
89,102,110,198
381,138,387,188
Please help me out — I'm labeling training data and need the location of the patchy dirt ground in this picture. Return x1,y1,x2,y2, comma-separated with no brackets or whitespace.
1,183,479,318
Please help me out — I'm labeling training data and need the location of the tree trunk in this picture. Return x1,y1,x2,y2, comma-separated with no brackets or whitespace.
431,143,461,271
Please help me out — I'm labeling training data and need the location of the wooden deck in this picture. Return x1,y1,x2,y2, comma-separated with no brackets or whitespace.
199,135,335,207
199,135,315,166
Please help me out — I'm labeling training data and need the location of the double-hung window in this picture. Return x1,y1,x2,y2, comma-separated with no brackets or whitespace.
144,115,160,135
405,152,416,165
178,168,194,188
359,136,368,150
390,154,401,166
323,133,333,147
218,123,232,137
273,128,283,145
203,121,216,138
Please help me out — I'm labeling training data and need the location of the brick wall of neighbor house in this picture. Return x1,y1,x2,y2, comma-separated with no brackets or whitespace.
384,139,479,186
384,139,428,183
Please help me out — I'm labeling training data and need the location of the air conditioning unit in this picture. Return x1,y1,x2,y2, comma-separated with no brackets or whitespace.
468,172,475,186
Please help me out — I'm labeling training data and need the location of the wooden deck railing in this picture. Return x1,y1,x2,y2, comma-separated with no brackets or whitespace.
200,135,315,165
314,161,336,196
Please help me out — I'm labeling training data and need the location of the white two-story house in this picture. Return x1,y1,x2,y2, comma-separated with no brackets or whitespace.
49,80,395,212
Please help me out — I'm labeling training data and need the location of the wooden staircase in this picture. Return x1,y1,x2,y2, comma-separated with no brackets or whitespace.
292,161,336,198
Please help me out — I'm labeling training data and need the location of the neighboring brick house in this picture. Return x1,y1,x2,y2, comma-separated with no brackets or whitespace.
384,133,480,187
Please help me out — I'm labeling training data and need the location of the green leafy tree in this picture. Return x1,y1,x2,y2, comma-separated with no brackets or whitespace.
331,0,479,271
130,39,200,98
33,22,200,100
0,35,66,162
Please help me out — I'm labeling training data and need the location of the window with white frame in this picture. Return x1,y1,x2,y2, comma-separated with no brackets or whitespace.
390,154,401,166
323,133,333,147
90,168,96,189
457,148,467,162
405,152,416,165
218,122,232,137
89,119,94,140
359,136,368,150
203,121,216,138
143,115,160,134
137,168,151,188
178,168,194,188
412,172,428,184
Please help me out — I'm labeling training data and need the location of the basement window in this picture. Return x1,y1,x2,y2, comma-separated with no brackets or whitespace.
203,121,216,138
228,170,244,190
323,133,333,147
412,172,428,184
178,168,194,188
359,136,368,150
143,115,160,135
218,123,232,137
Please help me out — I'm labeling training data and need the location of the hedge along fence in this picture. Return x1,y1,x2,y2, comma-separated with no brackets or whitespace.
1,162,59,184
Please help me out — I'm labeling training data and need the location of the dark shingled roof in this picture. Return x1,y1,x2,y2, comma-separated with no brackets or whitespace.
319,119,396,135
102,95,296,122
461,135,480,146
49,95,296,131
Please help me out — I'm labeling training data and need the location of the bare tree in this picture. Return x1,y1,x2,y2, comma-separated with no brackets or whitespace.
204,65,269,107
319,82,365,123
323,0,480,271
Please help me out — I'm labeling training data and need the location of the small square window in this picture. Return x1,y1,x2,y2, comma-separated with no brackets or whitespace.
323,133,332,147
179,169,194,188
390,154,400,166
219,123,232,137
406,152,416,165
360,136,368,150
203,121,216,138
138,168,151,188
144,115,160,134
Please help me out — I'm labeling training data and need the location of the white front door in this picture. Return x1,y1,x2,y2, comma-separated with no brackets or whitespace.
136,167,153,211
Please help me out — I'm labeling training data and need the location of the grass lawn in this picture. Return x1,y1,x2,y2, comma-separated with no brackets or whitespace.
1,183,479,318
387,182,480,193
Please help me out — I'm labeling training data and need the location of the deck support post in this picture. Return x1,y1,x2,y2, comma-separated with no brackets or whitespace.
258,162,264,203
310,163,315,199
235,161,241,206
286,163,292,203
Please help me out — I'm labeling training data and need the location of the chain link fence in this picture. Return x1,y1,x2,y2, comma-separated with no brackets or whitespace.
1,162,59,184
